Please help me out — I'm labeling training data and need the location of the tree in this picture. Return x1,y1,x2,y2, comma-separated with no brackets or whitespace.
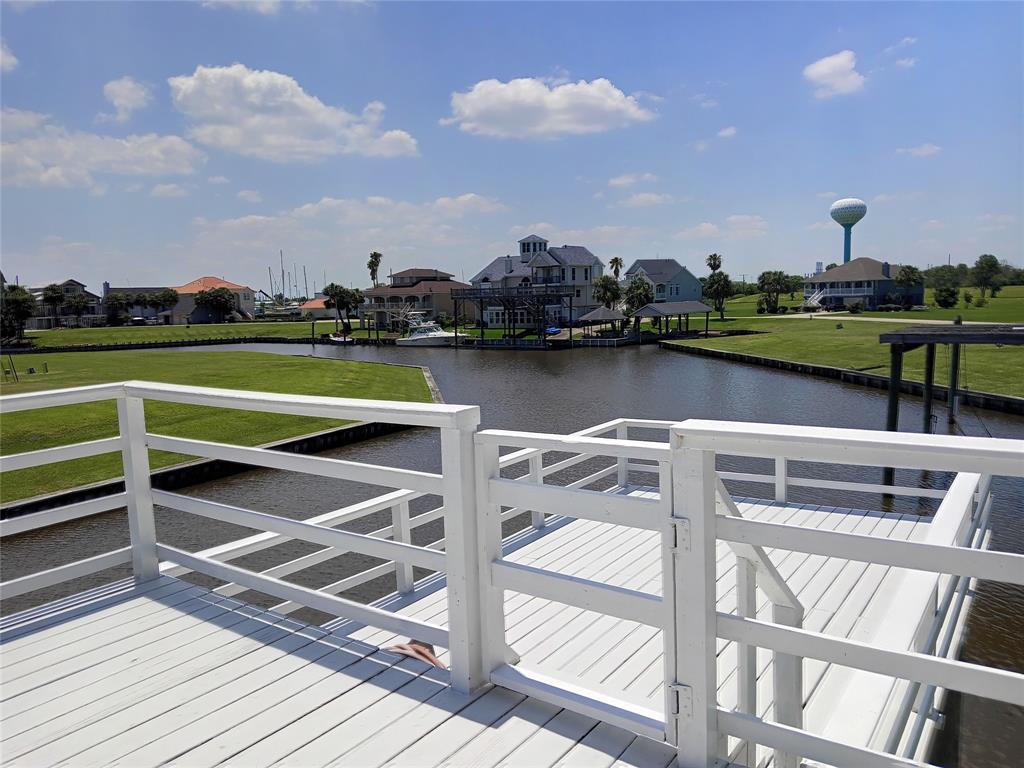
1,284,37,339
132,293,153,313
337,287,363,334
894,265,923,307
42,283,64,322
623,274,654,314
930,265,960,308
825,263,838,272
65,293,90,326
154,288,179,314
193,287,236,322
105,293,131,325
592,275,622,309
705,271,733,319
963,291,973,308
367,251,383,287
786,274,804,300
706,253,722,273
756,270,788,313
608,257,625,280
972,254,1001,298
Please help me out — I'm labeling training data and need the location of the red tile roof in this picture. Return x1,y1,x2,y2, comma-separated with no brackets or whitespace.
174,276,250,293
299,298,329,310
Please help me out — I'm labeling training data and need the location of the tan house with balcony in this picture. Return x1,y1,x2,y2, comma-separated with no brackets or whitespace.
361,268,471,328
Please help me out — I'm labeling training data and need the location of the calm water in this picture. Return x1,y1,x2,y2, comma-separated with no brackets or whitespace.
3,343,1021,766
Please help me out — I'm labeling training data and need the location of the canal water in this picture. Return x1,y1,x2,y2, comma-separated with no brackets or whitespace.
4,343,1021,766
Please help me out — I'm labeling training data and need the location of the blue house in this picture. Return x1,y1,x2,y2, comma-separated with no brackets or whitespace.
622,259,703,303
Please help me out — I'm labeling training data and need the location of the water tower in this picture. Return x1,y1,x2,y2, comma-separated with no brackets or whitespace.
830,198,867,263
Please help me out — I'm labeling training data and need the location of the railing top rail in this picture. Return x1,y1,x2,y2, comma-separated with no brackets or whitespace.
477,428,670,461
673,419,1023,476
0,382,125,413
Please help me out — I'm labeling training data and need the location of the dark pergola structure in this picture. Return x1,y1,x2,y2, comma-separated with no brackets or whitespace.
451,284,575,347
578,305,627,336
630,301,714,337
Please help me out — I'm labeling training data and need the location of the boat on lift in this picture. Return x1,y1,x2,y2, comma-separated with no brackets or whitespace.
395,313,457,347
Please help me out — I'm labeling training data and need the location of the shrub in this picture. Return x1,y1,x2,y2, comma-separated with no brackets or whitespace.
776,306,789,314
934,286,960,308
800,305,820,313
756,296,767,315
963,291,974,308
847,300,864,314
974,296,988,308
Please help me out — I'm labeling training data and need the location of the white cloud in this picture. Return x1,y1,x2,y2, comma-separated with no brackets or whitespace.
430,193,506,217
803,50,866,98
693,140,710,153
98,76,152,123
894,58,917,69
885,37,917,54
208,175,230,184
724,214,768,239
201,0,282,15
237,189,262,203
674,222,719,240
977,213,1016,231
1,109,204,189
717,126,737,138
897,143,941,157
1,39,17,73
151,183,187,198
168,64,418,163
608,172,657,188
691,93,718,109
619,192,674,208
442,77,655,139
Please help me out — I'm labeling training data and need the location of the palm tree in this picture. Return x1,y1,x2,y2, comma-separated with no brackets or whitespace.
41,283,64,324
65,293,90,327
706,253,722,273
592,275,622,308
608,257,625,280
367,251,383,287
322,282,347,332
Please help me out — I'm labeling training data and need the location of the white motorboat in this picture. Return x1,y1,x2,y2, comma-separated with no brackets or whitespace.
395,315,457,347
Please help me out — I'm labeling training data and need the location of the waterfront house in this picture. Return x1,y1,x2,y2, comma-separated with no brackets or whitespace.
804,257,924,310
26,279,104,329
298,296,335,320
103,277,256,324
468,235,605,326
622,259,703,303
361,268,471,329
102,282,174,323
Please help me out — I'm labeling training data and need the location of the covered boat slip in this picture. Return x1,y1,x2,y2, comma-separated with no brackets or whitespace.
1,382,1022,768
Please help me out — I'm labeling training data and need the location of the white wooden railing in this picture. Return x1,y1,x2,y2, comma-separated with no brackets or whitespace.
2,386,1023,768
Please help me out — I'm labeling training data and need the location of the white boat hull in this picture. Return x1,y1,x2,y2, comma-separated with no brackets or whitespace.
395,335,455,347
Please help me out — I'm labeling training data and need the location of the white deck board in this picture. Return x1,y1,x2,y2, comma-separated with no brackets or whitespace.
0,494,955,768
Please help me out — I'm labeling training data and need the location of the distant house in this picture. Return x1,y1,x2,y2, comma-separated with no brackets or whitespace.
102,283,172,322
804,258,924,310
622,259,703,303
172,277,256,324
27,279,104,329
298,297,335,320
469,235,605,325
361,268,471,328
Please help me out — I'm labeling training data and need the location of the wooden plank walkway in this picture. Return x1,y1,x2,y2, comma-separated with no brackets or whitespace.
0,576,676,767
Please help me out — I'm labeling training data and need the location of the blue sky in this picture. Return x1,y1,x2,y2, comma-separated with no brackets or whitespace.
1,0,1021,294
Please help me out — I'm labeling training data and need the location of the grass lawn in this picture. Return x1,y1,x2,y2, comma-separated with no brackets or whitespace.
667,317,1024,399
0,350,431,503
24,319,370,348
855,285,1024,322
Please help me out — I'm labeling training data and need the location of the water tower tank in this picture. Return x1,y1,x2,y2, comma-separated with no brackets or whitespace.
830,198,867,263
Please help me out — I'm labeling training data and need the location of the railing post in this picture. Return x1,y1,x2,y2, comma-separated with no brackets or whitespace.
116,393,159,581
440,414,486,693
772,603,804,768
735,557,757,767
392,502,414,593
529,454,544,529
774,456,787,504
616,422,629,488
669,431,719,767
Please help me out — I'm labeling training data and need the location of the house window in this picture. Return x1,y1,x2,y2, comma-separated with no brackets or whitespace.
584,268,589,281
572,268,577,281
575,289,581,298
561,268,565,280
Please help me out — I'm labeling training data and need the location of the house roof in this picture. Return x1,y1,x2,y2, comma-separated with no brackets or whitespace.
391,268,453,279
631,301,713,317
518,234,548,243
364,279,470,297
805,258,912,284
547,246,602,268
104,286,169,297
174,276,250,293
579,306,626,323
470,256,533,284
299,298,329,310
527,251,560,268
624,259,691,284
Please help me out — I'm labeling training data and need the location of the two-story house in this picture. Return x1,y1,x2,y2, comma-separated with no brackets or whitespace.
27,279,104,329
361,268,471,328
469,235,605,326
622,259,703,303
804,258,924,310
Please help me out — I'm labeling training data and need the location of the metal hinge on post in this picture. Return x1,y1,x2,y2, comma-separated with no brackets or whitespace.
670,519,691,551
669,683,693,718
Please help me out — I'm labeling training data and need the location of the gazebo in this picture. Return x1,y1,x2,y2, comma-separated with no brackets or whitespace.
630,300,714,337
578,305,627,336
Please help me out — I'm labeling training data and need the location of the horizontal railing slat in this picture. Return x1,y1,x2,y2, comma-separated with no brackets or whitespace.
270,561,398,615
716,515,1024,587
716,471,948,499
147,434,444,495
152,490,446,572
0,383,125,413
492,561,662,626
1,437,123,473
488,477,661,531
0,493,129,538
155,544,448,648
477,429,669,461
717,709,924,768
0,547,132,600
716,613,1024,707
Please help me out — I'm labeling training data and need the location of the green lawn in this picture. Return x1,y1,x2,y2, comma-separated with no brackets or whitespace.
24,319,370,348
667,318,1024,398
0,350,431,502
855,285,1024,322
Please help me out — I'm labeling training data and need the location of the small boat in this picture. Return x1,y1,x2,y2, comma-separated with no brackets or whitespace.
395,315,457,347
328,333,355,344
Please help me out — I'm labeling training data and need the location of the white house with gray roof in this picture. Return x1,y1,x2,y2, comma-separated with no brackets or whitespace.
469,235,605,325
623,259,703,303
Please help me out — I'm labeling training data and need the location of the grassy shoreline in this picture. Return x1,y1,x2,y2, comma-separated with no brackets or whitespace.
0,350,431,503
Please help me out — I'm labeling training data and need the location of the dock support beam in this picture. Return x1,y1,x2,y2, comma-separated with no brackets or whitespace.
922,343,936,433
948,316,962,424
883,343,904,486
